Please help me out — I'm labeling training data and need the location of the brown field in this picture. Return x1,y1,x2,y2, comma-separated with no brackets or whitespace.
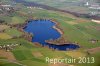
32,52,43,57
0,50,16,60
86,25,100,31
67,21,78,25
86,47,100,54
0,33,12,39
0,25,9,31
75,18,90,23
66,50,86,58
66,18,90,25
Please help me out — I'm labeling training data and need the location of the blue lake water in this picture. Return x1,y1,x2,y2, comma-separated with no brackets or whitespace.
24,20,79,50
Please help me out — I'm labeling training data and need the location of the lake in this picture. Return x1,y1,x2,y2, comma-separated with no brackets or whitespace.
24,20,79,50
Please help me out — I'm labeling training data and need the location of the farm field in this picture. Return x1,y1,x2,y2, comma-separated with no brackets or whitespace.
0,25,10,31
24,0,93,14
0,0,100,66
0,33,12,40
4,28,22,37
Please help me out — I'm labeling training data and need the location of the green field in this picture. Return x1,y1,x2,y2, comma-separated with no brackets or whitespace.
4,28,22,37
24,0,91,13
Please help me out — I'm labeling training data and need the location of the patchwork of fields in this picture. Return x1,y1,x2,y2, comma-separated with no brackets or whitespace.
0,0,100,66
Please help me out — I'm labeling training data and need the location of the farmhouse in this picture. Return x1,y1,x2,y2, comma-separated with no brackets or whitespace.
89,39,99,44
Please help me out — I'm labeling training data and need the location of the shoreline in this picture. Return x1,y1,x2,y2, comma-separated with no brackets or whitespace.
12,18,64,43
13,18,79,49
12,19,33,42
49,19,64,35
53,26,63,35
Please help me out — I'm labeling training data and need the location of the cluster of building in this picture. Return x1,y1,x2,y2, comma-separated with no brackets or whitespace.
0,44,21,51
84,1,100,15
85,2,100,9
0,2,18,15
